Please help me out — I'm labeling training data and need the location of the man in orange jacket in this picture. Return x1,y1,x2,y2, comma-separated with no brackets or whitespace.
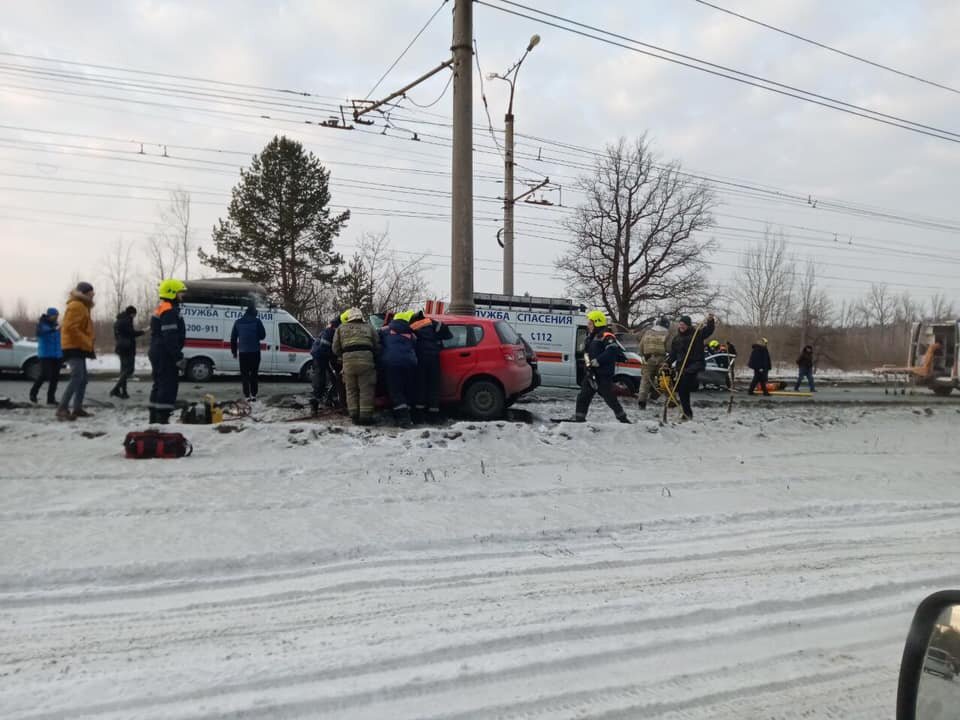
57,281,96,421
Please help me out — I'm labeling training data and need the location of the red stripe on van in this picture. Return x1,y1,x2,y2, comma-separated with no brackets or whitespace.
537,351,563,362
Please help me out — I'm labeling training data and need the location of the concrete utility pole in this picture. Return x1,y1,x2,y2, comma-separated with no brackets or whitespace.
448,0,474,315
491,34,540,296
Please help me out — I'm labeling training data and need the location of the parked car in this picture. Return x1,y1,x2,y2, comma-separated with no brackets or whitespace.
433,314,533,419
923,647,956,680
699,351,736,390
0,318,42,381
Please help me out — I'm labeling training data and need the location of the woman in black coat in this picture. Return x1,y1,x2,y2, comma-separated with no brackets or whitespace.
748,338,772,396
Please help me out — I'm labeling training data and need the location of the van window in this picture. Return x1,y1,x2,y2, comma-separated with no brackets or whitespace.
279,323,312,350
443,324,484,349
494,320,520,345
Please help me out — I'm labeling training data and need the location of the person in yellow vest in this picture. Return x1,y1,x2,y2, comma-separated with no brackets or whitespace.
637,315,671,410
332,307,380,425
148,279,187,424
56,281,96,421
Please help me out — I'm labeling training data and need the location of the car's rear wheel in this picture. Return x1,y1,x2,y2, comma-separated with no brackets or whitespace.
22,358,41,382
932,386,954,396
298,360,314,382
463,379,505,420
186,357,214,383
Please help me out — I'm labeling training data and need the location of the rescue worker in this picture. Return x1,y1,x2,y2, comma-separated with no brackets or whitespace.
409,309,452,422
573,310,630,423
30,307,61,406
148,278,187,424
748,337,773,396
57,281,96,421
381,310,419,427
309,316,341,416
230,302,267,402
706,339,720,356
795,344,816,393
332,307,380,425
637,315,670,410
667,313,716,421
110,305,144,399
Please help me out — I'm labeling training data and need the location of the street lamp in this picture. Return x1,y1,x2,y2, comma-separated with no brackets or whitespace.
491,34,540,296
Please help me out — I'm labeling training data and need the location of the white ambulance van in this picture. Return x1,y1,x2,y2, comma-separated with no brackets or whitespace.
178,279,315,382
473,293,644,392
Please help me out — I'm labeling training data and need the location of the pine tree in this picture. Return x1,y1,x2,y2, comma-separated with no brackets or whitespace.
199,135,348,316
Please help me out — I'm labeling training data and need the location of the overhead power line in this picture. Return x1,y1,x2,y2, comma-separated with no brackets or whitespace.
477,0,960,144
691,0,960,97
364,0,449,100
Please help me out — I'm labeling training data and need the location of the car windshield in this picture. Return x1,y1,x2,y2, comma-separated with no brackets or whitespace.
1,320,22,342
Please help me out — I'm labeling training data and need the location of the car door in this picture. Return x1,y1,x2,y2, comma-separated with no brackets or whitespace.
0,322,16,371
439,323,479,400
277,321,312,375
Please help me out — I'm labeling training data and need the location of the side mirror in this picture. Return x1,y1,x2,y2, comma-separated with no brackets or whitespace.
897,590,960,719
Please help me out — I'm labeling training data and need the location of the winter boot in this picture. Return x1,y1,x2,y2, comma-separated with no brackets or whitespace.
73,408,93,418
29,391,38,404
155,411,171,425
310,398,320,417
56,407,75,422
109,387,123,399
617,414,631,424
637,399,646,410
350,412,361,425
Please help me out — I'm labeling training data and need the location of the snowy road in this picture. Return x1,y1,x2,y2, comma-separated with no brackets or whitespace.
2,402,959,718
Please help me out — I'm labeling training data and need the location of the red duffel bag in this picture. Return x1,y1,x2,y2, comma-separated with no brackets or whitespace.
123,430,193,459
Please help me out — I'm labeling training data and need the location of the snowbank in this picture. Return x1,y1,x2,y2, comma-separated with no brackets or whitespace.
1,402,958,718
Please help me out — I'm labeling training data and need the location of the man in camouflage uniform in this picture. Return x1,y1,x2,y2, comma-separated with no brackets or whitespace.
332,307,380,425
637,315,671,410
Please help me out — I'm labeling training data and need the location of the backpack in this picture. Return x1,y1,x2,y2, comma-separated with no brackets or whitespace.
123,430,192,459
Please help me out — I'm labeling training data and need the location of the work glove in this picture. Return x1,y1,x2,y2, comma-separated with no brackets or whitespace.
589,358,600,368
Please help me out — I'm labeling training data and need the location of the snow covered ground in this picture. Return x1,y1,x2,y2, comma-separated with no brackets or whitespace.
2,401,959,719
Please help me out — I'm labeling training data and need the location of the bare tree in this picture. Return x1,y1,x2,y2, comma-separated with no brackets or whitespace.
146,189,192,282
334,230,430,315
896,291,921,326
795,260,832,348
859,283,896,339
102,238,137,317
556,136,716,326
13,297,30,323
929,292,956,319
729,228,796,335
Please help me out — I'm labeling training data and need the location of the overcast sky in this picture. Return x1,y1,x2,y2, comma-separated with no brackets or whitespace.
2,0,960,320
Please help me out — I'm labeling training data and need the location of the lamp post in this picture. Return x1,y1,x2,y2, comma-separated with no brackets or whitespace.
490,34,540,296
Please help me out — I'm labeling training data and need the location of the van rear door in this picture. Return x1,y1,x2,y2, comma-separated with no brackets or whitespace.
277,319,313,375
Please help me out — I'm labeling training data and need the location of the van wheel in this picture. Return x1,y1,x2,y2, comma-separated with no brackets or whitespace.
298,360,314,382
186,358,214,382
612,374,638,396
932,386,954,396
22,358,41,382
463,379,505,420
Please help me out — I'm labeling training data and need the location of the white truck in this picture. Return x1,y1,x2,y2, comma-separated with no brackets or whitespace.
0,318,42,381
179,279,315,382
473,293,644,392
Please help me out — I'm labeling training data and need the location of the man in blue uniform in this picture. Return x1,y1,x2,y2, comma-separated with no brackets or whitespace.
574,310,630,423
148,278,187,424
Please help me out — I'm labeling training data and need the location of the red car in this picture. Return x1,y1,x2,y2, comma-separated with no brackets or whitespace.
364,313,532,419
433,314,533,419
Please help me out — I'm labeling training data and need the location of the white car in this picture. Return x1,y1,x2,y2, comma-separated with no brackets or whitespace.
923,647,956,680
0,318,42,381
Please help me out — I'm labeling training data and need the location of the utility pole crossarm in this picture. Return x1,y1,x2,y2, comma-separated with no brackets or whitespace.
512,177,550,204
352,59,454,122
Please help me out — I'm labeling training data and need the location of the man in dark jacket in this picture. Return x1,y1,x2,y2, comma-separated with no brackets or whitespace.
30,307,62,405
110,305,144,399
667,313,716,420
149,279,187,424
381,310,419,427
573,310,630,423
230,302,267,402
748,338,773,396
309,316,341,416
795,344,816,392
410,310,453,421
